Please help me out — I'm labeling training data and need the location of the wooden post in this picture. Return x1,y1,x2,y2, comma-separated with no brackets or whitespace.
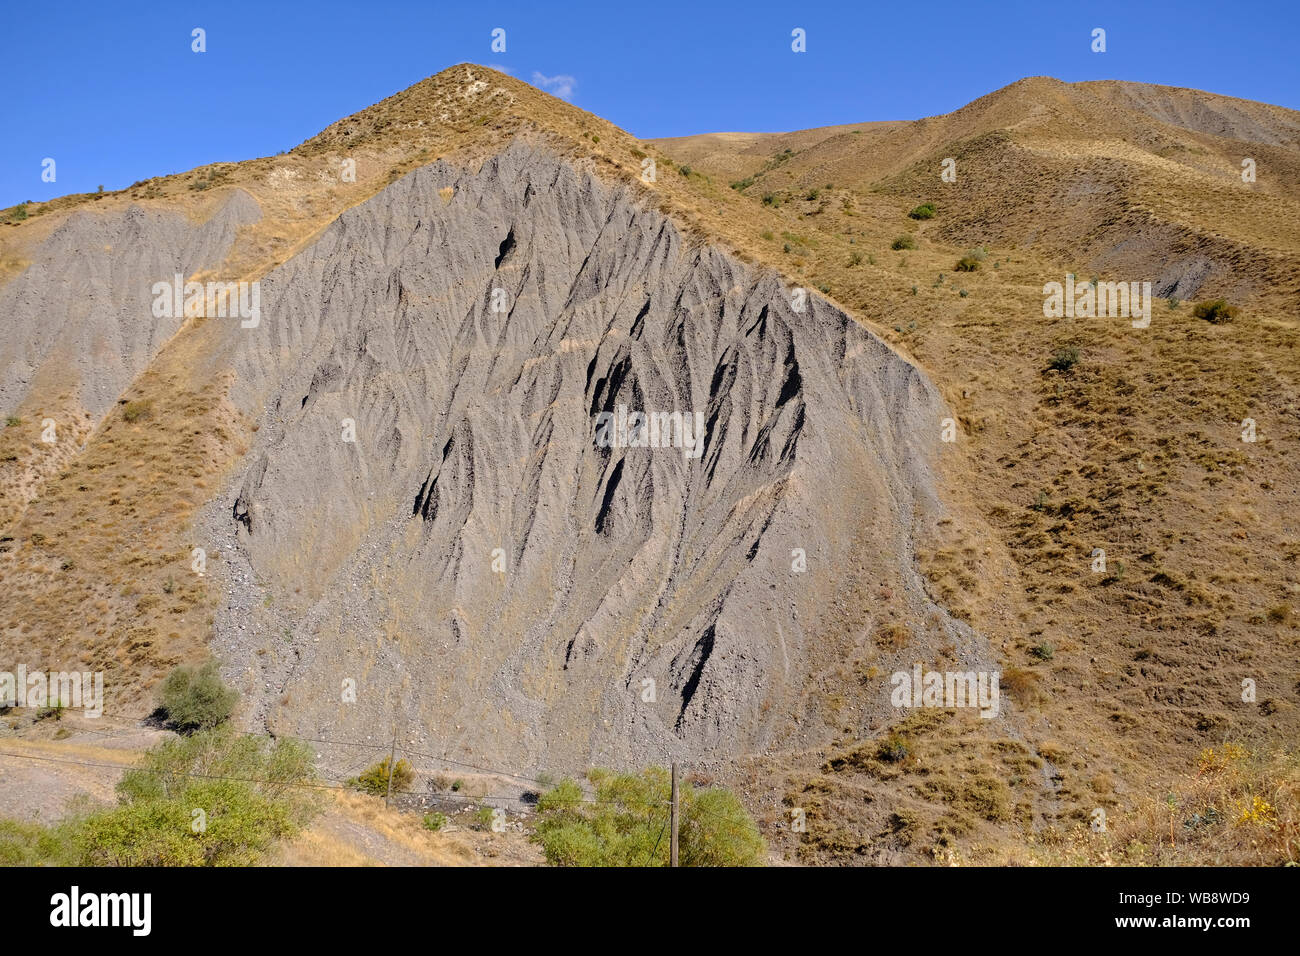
670,762,679,867
385,725,397,807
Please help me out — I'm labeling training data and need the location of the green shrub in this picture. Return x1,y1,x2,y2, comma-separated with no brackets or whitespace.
1029,642,1056,662
806,188,820,201
122,399,152,422
4,416,20,427
679,164,692,177
1192,299,1238,324
350,757,414,796
474,806,497,830
156,661,237,733
0,726,318,866
954,255,981,272
533,767,764,867
422,812,447,832
0,818,67,865
891,235,917,250
908,202,936,220
1048,347,1080,373
877,734,909,763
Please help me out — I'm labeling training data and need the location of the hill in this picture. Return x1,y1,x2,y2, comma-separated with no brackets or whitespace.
2,66,1297,864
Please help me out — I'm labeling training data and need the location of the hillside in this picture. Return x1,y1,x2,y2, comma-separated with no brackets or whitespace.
2,66,1298,864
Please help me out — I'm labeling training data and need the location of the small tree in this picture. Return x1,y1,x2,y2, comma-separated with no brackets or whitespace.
533,767,765,867
156,660,237,733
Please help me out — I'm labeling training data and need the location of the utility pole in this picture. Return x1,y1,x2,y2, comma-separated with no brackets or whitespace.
670,762,679,867
385,724,397,807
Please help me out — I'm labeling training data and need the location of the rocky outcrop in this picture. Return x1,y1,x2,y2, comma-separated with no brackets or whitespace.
205,140,968,772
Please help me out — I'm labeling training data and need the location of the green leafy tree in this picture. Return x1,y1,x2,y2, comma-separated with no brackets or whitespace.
533,766,764,867
2,726,319,866
156,660,238,733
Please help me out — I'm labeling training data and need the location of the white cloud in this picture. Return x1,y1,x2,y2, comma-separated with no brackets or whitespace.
531,72,576,100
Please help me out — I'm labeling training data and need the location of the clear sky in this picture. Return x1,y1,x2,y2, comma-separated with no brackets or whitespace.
2,0,1297,208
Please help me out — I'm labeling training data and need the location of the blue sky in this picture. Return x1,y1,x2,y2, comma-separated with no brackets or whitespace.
2,0,1297,208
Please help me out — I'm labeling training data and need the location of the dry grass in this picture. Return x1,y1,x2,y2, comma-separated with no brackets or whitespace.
272,790,542,867
1009,744,1300,865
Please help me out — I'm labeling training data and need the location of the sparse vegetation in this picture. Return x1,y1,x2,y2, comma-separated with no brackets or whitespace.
1023,746,1299,865
891,235,917,250
908,202,936,220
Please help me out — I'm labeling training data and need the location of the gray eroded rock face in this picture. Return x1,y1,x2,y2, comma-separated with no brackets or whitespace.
206,140,971,772
0,191,260,417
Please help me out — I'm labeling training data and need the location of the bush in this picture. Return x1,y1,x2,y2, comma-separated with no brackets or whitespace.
1192,299,1238,324
891,235,916,250
908,202,936,220
877,734,910,763
954,255,981,272
122,399,152,422
0,727,318,865
422,812,447,832
350,757,414,796
1048,347,1080,373
533,767,764,867
156,661,237,733
1029,642,1056,662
